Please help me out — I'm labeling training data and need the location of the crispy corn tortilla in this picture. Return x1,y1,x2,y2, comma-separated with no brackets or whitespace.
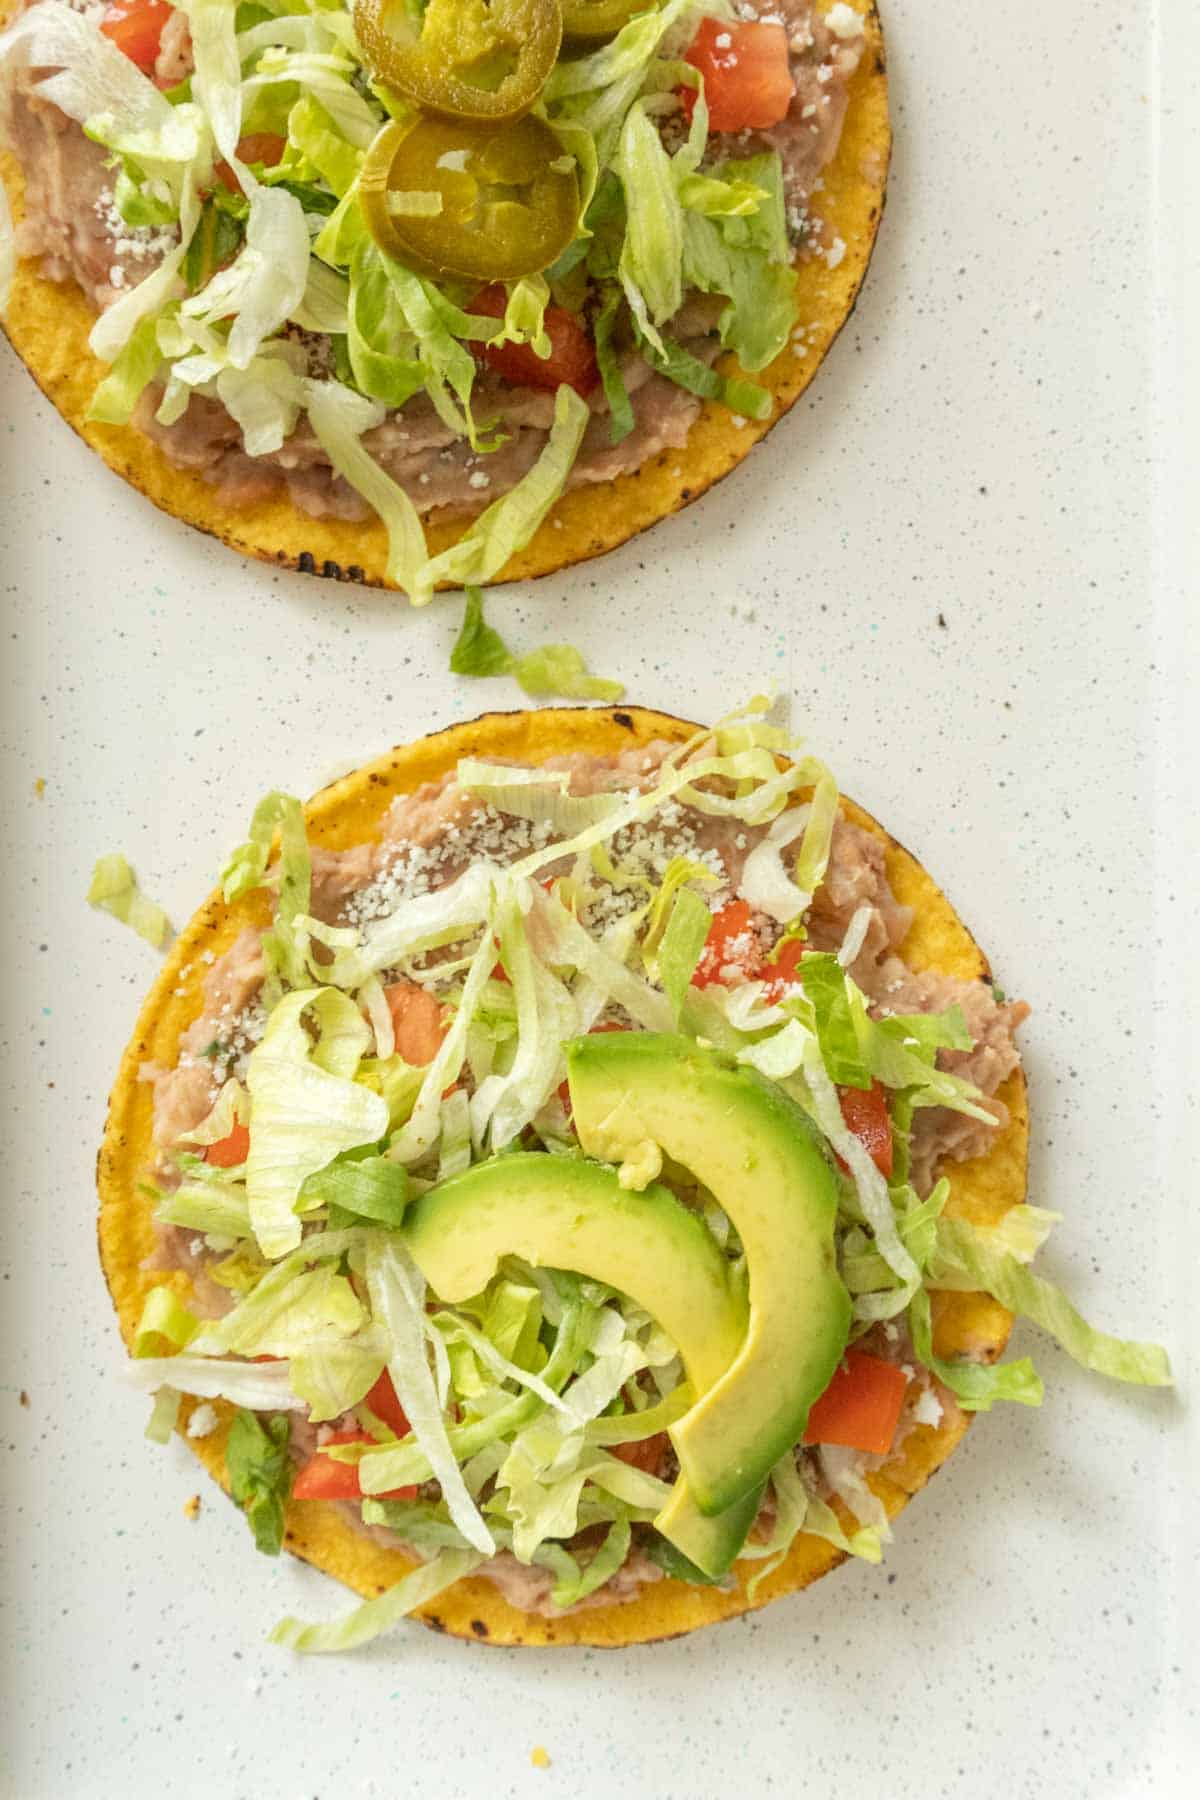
1,3,890,593
97,705,1028,1648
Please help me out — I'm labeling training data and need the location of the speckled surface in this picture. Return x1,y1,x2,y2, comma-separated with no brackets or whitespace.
1,2,1196,1795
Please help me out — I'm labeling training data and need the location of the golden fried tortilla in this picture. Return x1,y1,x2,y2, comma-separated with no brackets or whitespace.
1,3,889,593
97,705,1028,1648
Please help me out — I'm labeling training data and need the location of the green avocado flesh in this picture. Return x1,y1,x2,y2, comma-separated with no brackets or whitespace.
403,1152,746,1396
567,1033,852,1520
653,1479,764,1579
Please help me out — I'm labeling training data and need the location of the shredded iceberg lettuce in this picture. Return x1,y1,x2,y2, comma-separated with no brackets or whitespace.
156,1178,253,1239
409,386,590,605
190,1258,364,1362
125,1354,308,1411
270,1548,485,1652
359,1236,495,1553
87,315,166,426
87,853,172,948
615,100,683,351
657,887,712,1022
301,1153,409,1229
928,1219,1171,1387
304,379,428,591
450,589,624,701
243,989,388,1258
144,1386,182,1445
907,1288,1045,1412
221,789,312,993
3,5,176,140
470,883,580,1153
132,1286,198,1358
458,760,623,836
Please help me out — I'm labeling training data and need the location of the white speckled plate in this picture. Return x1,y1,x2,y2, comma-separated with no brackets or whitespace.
1,3,1196,1796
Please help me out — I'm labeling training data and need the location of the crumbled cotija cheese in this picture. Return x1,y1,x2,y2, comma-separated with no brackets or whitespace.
187,1403,220,1440
825,3,864,42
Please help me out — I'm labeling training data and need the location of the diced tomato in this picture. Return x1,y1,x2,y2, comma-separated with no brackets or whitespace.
469,285,599,398
804,1349,909,1456
291,1432,369,1500
682,18,795,133
384,980,450,1066
760,936,808,1002
203,1120,250,1168
837,1079,893,1178
691,899,764,989
292,1430,418,1502
364,1369,410,1440
235,133,287,167
100,0,173,75
214,133,288,195
611,1431,669,1476
557,1020,628,1110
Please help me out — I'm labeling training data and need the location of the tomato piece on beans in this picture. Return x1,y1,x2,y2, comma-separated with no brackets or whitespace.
611,1432,669,1476
691,899,764,988
100,0,173,75
760,936,809,1001
364,1369,411,1440
384,980,450,1066
803,1349,909,1456
292,1430,418,1502
469,285,599,396
214,133,288,194
682,18,795,133
837,1079,894,1178
291,1433,368,1501
203,1120,250,1168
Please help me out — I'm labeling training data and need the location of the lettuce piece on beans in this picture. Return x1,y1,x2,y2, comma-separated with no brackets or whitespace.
305,377,430,590
657,887,712,1022
409,386,590,605
301,1153,410,1230
359,1235,495,1554
87,315,165,425
243,990,388,1258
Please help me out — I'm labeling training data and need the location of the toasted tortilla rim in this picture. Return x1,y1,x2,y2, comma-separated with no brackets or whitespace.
0,3,889,593
97,704,1028,1649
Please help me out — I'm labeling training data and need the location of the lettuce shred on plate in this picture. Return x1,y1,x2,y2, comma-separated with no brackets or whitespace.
0,0,868,600
111,700,1171,1651
449,587,624,701
87,852,173,947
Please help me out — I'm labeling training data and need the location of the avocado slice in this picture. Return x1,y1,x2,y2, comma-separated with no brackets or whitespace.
567,1033,851,1518
403,1151,756,1578
402,1152,746,1398
653,1479,764,1578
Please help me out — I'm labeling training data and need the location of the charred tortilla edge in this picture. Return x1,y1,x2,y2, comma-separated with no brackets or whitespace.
0,3,889,593
96,704,1028,1649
